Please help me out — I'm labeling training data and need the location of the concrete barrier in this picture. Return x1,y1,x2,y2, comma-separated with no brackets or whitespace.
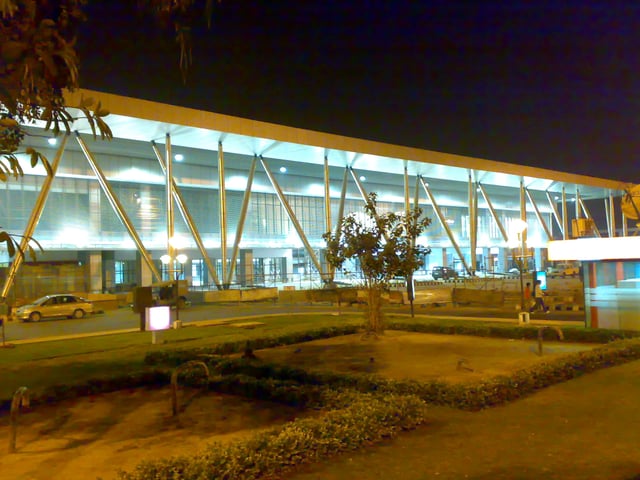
204,288,279,303
452,287,505,307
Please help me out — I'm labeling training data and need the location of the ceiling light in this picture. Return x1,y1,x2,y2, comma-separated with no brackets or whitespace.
279,166,287,173
174,154,184,161
47,137,57,146
359,175,366,181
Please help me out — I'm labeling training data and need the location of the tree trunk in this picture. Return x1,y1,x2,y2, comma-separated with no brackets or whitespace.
407,275,415,318
366,286,384,333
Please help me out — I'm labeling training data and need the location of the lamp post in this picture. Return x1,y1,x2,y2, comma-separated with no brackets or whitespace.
510,220,528,312
160,237,188,324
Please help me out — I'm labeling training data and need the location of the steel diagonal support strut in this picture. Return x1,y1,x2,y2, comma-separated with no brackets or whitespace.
259,156,326,282
227,156,257,285
151,141,221,288
1,134,69,300
545,191,564,237
76,132,161,282
525,187,552,240
577,194,602,238
349,167,390,242
478,183,509,242
419,176,471,275
335,167,349,238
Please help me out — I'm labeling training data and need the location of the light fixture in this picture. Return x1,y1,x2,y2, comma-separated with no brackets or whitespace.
359,175,366,181
47,137,57,146
174,154,184,162
279,166,287,173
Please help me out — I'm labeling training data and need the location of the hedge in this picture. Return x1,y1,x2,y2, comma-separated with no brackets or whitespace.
118,389,427,480
151,336,640,411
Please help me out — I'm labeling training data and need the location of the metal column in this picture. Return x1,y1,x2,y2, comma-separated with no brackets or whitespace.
151,141,221,288
1,134,69,300
404,165,410,214
469,174,477,273
324,155,334,280
324,155,332,235
259,156,325,280
76,133,161,281
218,141,228,285
561,187,569,240
525,188,552,240
609,192,616,237
419,176,471,275
165,134,174,260
227,156,257,285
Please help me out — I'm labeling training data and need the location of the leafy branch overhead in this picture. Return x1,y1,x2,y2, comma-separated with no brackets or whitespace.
0,229,42,261
0,0,113,177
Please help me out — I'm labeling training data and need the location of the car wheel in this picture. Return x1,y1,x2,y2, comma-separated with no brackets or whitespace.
73,309,85,319
29,311,41,322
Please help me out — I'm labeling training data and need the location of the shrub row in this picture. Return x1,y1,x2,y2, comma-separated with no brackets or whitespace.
145,324,360,367
118,390,428,480
0,370,169,413
386,320,640,343
158,337,640,411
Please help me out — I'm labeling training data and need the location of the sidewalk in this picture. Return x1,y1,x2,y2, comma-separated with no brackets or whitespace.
287,358,640,480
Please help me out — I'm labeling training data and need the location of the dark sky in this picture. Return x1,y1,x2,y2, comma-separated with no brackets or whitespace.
78,1,640,182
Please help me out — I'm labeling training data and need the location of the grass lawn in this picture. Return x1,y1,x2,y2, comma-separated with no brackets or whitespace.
2,310,636,480
0,313,362,400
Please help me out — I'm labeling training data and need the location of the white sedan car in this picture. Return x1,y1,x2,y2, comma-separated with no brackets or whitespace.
13,294,95,322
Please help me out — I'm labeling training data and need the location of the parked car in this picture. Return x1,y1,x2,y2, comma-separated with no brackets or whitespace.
13,294,94,322
431,266,459,280
546,263,580,278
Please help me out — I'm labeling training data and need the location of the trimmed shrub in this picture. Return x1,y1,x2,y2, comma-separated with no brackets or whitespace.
0,369,169,413
118,391,427,480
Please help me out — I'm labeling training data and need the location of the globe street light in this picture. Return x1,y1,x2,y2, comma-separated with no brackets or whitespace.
160,237,188,323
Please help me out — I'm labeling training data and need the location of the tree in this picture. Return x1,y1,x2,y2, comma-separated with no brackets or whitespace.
323,192,431,335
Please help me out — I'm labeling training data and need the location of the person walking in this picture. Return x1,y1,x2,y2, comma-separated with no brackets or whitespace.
530,279,548,313
524,282,532,310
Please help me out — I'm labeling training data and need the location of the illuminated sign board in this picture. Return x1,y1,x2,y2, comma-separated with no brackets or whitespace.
548,237,640,262
145,306,171,331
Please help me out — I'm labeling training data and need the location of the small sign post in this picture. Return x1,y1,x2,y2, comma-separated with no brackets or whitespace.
145,306,171,344
0,303,14,348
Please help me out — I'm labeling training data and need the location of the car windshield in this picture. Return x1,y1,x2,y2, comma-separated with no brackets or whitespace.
31,296,51,305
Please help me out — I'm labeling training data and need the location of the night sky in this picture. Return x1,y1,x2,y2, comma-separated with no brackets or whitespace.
77,1,640,182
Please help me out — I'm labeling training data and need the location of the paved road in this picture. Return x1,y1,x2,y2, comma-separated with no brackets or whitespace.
1,298,585,344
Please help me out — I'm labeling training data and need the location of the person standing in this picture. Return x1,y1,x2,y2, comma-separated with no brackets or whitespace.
531,279,548,313
524,282,532,310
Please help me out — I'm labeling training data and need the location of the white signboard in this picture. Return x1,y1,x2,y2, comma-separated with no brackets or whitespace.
145,306,171,331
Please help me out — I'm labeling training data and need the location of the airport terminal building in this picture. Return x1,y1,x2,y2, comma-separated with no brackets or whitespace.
0,89,630,301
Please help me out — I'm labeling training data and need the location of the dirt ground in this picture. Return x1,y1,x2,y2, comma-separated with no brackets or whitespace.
0,332,596,480
252,331,594,383
0,388,306,480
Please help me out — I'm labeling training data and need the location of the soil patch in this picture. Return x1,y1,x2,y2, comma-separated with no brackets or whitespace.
252,330,595,383
0,387,308,480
